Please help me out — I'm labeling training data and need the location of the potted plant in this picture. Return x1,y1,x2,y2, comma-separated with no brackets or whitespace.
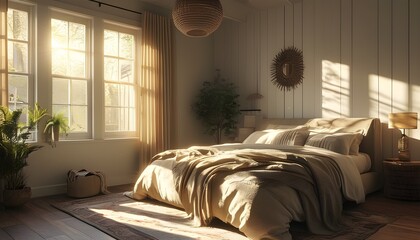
44,113,70,146
0,103,47,207
192,70,241,144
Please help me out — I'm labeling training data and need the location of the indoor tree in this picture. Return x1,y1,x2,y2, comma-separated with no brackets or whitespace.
193,70,240,144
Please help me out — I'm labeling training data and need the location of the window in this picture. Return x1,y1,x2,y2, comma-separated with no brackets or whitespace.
103,23,138,137
6,2,140,142
7,3,32,121
50,12,91,139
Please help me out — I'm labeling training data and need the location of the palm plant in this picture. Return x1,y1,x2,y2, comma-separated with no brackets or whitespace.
0,104,47,190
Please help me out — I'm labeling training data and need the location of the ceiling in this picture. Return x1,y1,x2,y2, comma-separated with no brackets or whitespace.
141,0,298,22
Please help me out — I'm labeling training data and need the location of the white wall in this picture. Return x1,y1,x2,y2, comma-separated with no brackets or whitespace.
172,32,216,148
214,0,420,159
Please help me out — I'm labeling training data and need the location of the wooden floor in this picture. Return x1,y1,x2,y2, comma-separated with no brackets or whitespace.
0,185,419,240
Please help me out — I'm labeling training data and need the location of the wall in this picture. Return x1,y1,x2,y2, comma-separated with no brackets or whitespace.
214,0,420,159
172,32,216,148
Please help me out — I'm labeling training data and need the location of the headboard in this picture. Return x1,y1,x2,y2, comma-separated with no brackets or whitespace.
256,117,383,194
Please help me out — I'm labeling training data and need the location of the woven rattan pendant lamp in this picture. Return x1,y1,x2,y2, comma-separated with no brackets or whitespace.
172,0,223,37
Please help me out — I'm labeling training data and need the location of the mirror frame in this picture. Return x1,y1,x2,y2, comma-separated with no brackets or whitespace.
270,46,304,91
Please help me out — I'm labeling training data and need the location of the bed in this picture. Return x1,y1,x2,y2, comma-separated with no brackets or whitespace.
128,118,382,240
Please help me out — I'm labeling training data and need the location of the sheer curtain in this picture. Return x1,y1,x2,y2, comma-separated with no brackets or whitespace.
0,0,7,106
139,11,172,172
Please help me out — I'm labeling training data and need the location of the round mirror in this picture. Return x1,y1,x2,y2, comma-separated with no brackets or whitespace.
270,47,304,91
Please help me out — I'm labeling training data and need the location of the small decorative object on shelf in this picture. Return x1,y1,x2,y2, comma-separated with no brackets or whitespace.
383,159,420,201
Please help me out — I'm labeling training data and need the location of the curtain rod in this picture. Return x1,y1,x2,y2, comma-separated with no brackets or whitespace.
87,0,142,15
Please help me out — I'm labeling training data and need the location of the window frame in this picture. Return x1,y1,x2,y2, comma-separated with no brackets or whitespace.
7,1,36,141
103,21,140,139
49,9,93,140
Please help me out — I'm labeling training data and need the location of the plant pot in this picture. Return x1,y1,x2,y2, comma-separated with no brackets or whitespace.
53,125,60,142
2,187,31,207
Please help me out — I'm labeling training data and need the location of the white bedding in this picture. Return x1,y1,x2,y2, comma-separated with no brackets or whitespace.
129,143,365,240
350,153,371,174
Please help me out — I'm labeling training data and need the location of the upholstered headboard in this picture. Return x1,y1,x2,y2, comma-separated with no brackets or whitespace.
256,118,383,194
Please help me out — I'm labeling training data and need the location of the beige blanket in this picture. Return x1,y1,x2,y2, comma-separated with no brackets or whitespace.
132,145,356,240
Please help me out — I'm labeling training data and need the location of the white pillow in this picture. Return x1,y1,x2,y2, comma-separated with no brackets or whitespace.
269,128,310,146
242,129,278,144
243,127,309,146
305,133,363,155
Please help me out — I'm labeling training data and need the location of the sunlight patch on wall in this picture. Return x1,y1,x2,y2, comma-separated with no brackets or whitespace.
392,80,409,113
321,60,350,117
371,74,392,123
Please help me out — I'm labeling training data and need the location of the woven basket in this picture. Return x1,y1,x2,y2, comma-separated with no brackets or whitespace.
67,175,101,198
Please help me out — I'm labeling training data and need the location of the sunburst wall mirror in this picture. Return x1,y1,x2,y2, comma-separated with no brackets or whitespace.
270,46,304,91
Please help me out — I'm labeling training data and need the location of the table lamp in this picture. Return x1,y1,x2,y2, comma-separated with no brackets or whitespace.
388,112,418,161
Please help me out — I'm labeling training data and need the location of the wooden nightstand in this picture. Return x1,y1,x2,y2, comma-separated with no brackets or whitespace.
383,159,420,201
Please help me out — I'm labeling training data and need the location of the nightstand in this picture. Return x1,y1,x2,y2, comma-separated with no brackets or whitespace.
383,159,420,201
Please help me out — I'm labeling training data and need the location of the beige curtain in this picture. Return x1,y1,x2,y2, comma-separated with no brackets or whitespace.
0,0,7,106
139,12,172,172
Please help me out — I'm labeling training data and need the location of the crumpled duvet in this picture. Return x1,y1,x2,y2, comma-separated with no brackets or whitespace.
131,144,365,240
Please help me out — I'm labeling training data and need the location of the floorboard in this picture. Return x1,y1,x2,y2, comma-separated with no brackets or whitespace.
1,184,419,240
3,224,44,240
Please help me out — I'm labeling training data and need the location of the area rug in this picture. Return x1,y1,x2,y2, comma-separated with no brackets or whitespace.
52,193,394,240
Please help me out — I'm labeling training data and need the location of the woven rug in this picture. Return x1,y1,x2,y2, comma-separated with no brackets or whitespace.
52,193,394,240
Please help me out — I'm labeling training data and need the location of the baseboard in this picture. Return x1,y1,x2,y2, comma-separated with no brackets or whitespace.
30,174,137,198
31,184,67,198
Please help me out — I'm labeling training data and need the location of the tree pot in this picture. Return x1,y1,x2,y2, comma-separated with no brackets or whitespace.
2,187,31,207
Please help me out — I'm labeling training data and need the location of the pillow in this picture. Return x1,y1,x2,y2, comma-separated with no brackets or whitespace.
269,128,310,146
243,127,309,146
242,130,274,144
349,133,363,155
305,133,363,155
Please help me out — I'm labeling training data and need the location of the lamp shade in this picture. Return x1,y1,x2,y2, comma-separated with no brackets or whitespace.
172,0,223,37
388,112,418,129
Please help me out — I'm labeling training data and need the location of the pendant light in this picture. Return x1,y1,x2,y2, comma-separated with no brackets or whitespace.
172,0,223,37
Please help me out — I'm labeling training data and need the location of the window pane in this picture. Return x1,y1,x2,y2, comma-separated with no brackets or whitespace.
52,104,69,117
120,60,133,83
8,41,28,73
53,78,69,104
119,33,134,59
128,107,135,131
7,9,28,41
105,83,119,106
104,57,118,81
52,49,68,75
71,80,87,105
70,106,87,132
8,74,28,103
105,107,119,131
69,50,85,78
104,83,135,108
51,19,68,49
104,107,134,132
69,22,85,51
104,30,118,56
